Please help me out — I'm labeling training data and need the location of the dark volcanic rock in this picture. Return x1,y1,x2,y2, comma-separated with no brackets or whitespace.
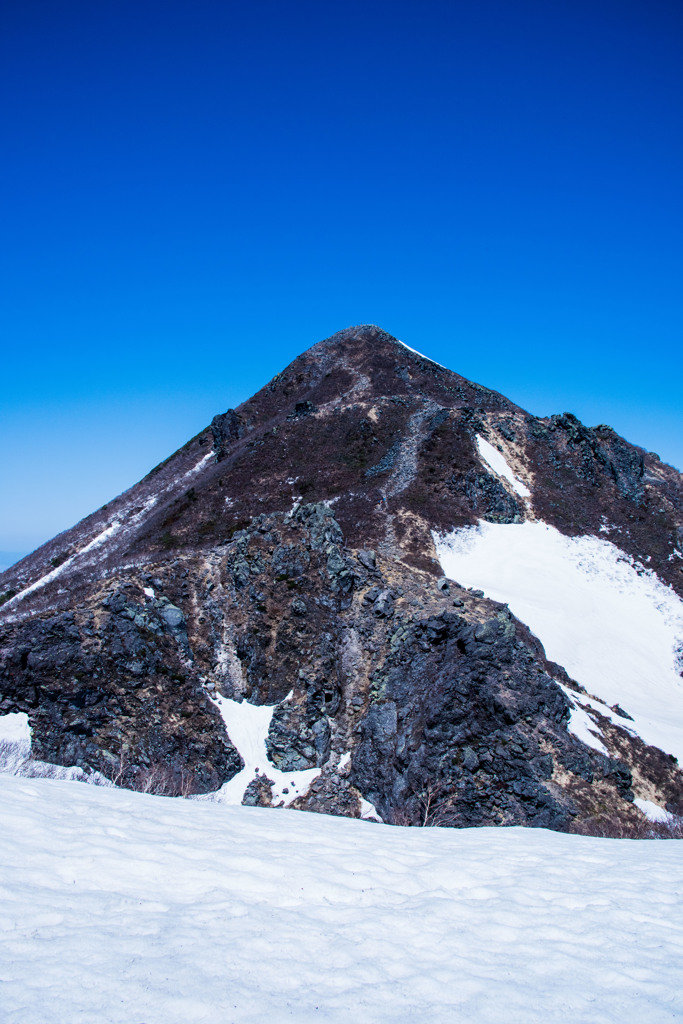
1,324,682,834
0,588,242,792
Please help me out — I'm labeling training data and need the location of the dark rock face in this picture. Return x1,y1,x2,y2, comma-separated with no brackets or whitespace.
352,609,574,829
0,589,242,792
211,409,243,463
1,325,682,833
242,772,274,806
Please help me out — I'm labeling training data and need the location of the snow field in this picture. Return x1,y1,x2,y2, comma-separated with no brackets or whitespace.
434,520,683,763
1,774,682,1024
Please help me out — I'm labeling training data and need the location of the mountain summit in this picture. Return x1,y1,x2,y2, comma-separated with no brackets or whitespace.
2,325,683,832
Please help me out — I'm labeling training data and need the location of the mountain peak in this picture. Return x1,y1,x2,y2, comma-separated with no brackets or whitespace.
311,323,434,365
297,322,412,376
322,322,386,340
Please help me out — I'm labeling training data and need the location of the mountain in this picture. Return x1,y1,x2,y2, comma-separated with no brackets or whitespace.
1,324,682,833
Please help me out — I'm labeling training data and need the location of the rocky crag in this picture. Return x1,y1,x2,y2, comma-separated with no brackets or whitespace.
1,326,682,832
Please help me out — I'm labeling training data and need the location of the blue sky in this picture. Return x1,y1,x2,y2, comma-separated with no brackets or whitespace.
1,0,682,557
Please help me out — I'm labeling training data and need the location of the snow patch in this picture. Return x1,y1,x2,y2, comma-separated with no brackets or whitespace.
2,495,158,613
338,751,351,771
208,694,320,807
557,685,608,755
634,798,672,823
0,713,32,773
433,520,683,761
571,690,638,736
360,797,383,822
0,711,31,747
476,435,531,498
396,338,447,369
185,451,214,477
3,521,123,606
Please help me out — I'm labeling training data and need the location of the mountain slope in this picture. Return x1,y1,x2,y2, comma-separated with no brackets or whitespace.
1,325,682,832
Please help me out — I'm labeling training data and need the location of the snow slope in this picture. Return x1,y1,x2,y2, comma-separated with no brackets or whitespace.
434,520,683,762
1,774,682,1024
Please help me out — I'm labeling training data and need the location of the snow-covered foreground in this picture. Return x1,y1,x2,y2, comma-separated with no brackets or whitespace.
434,520,683,763
1,775,682,1024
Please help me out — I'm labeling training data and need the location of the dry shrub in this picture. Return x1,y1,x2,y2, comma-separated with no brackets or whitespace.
388,779,460,828
0,739,111,785
132,762,197,798
106,752,198,798
0,738,29,775
416,779,460,826
388,807,413,827
572,811,683,840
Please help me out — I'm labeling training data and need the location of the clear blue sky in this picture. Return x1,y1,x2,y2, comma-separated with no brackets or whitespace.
1,0,682,557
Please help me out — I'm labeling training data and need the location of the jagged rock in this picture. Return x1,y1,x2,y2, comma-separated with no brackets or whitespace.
160,605,184,628
211,409,242,462
242,772,274,807
358,550,377,571
373,591,394,617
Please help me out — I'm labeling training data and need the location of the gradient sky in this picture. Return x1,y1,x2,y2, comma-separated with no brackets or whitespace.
1,0,682,558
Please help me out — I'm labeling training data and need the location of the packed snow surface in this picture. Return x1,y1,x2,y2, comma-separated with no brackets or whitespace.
434,521,683,761
476,434,531,497
1,776,682,1024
